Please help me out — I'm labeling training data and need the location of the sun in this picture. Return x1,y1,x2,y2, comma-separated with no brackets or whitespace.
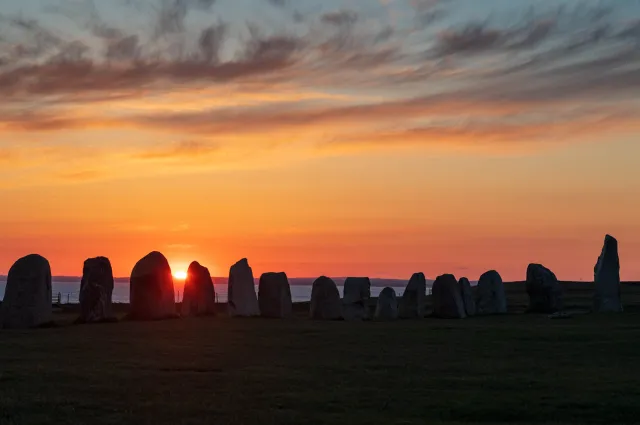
173,270,187,280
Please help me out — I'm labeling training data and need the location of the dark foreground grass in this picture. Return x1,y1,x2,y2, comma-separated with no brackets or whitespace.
3,282,640,425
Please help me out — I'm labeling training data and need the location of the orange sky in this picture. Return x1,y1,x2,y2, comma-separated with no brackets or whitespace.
1,0,640,280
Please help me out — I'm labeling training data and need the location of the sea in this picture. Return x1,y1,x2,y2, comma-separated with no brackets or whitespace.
0,277,435,304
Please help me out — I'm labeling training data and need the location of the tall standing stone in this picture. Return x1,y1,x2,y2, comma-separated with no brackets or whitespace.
310,276,342,320
1,254,52,329
129,251,176,320
431,274,466,319
258,272,292,318
342,277,371,321
526,264,563,313
459,277,476,317
399,272,426,319
594,234,623,312
476,270,507,315
78,257,114,323
228,258,259,317
181,261,216,316
375,287,398,320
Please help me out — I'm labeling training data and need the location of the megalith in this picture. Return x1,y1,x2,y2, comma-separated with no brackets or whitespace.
228,258,259,317
374,287,398,320
476,270,507,315
1,254,52,329
310,276,342,320
526,264,563,313
78,257,114,323
181,261,216,316
459,277,476,317
594,234,623,312
399,272,426,319
129,251,176,320
432,274,466,319
258,272,292,318
342,277,371,320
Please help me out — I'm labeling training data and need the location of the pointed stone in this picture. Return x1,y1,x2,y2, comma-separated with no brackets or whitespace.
432,274,466,319
526,264,563,313
476,270,507,315
399,272,426,319
310,276,342,320
129,251,176,320
594,235,623,313
182,261,216,316
375,287,398,320
79,257,115,323
459,277,476,317
258,272,292,318
227,258,259,317
342,277,371,321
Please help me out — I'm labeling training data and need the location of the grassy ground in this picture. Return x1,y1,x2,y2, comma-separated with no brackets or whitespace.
2,282,640,425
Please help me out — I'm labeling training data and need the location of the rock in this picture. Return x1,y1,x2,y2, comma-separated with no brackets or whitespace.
374,287,398,320
594,234,623,313
431,274,466,319
1,254,52,329
129,251,176,320
476,270,507,315
342,277,371,321
526,264,563,313
258,272,292,318
181,261,216,316
399,272,426,319
459,277,476,317
78,257,114,323
309,276,342,320
227,258,259,317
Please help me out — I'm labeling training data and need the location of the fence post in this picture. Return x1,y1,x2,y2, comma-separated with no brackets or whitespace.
57,293,61,305
67,293,70,304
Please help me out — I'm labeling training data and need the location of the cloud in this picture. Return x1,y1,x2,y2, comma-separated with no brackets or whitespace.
134,140,219,161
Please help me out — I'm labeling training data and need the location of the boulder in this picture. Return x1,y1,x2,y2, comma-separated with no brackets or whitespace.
431,274,466,319
181,261,216,316
129,251,176,320
374,287,398,320
227,258,259,317
476,270,507,315
526,264,563,313
342,277,371,321
399,272,426,319
459,277,476,317
78,257,114,323
309,276,342,320
1,254,52,329
594,234,623,312
258,272,292,318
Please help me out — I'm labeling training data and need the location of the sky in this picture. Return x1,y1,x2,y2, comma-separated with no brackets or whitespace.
0,0,639,280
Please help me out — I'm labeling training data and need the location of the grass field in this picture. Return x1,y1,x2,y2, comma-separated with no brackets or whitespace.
2,282,640,425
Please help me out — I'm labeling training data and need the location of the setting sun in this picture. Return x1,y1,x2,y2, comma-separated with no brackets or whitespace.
173,271,187,280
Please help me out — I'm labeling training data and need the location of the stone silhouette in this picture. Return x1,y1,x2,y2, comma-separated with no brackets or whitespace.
594,234,623,312
258,272,292,318
181,261,216,316
476,270,507,315
228,258,260,317
342,277,371,320
78,257,114,323
399,272,426,319
432,274,466,319
459,277,476,317
375,287,398,320
129,251,176,320
526,264,563,313
309,276,342,320
1,254,52,329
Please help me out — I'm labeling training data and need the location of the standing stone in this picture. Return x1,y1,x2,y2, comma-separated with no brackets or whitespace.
594,234,623,312
78,257,114,323
342,277,371,321
258,272,292,318
228,258,259,317
375,287,398,320
431,274,466,319
310,276,342,320
459,277,476,317
476,270,507,315
181,261,216,316
1,254,52,329
526,264,563,313
399,272,426,319
129,251,176,320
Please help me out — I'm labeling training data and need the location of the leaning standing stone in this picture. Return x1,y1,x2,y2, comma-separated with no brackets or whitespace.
399,272,426,319
129,251,176,320
459,277,476,317
526,264,563,313
78,257,115,323
228,258,260,317
182,261,216,316
594,234,623,312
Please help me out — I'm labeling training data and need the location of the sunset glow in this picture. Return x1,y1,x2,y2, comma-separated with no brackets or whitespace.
0,0,639,281
173,271,188,281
